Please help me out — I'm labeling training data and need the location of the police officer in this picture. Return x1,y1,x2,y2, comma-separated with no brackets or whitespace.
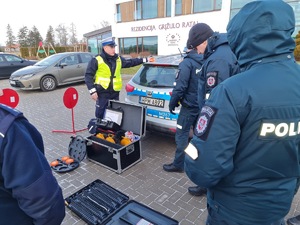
85,37,146,119
186,23,240,196
0,89,65,225
184,1,300,224
163,42,204,174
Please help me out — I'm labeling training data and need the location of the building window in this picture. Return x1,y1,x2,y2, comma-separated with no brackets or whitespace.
193,0,222,13
116,4,121,22
135,0,158,20
175,0,182,15
87,32,112,55
166,0,171,17
119,36,158,55
143,37,158,55
136,0,142,20
87,38,98,55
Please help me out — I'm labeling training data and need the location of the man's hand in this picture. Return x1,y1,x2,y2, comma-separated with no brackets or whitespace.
169,101,180,115
169,106,176,115
91,92,98,101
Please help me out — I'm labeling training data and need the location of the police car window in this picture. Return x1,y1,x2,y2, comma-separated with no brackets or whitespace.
0,56,3,62
133,65,177,87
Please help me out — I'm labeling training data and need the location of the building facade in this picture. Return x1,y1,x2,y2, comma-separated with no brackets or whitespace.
85,0,300,56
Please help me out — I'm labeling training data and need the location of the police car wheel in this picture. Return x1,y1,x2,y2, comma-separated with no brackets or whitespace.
40,75,57,91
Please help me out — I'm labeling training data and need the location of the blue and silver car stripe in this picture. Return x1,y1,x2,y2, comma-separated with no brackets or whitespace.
127,88,171,100
146,108,178,120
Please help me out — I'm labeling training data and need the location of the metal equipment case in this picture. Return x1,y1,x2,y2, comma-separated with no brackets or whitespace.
65,179,179,225
85,101,146,174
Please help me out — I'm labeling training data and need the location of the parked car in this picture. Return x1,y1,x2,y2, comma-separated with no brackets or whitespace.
0,53,37,79
125,54,183,136
9,52,94,91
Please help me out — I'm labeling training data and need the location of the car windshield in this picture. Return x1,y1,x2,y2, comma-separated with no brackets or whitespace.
132,65,178,88
34,54,65,66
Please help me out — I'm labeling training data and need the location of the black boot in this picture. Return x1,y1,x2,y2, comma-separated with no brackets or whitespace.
188,186,207,196
163,163,183,173
287,215,300,225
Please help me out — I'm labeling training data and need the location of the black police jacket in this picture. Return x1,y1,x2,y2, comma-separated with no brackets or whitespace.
198,32,240,109
0,104,65,225
169,50,203,110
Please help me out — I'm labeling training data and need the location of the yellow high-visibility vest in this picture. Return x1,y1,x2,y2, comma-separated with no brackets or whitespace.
94,56,122,91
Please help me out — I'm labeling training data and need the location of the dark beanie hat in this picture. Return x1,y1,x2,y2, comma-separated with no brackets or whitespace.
187,23,214,48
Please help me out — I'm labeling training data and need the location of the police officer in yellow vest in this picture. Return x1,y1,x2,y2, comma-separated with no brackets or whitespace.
85,37,146,118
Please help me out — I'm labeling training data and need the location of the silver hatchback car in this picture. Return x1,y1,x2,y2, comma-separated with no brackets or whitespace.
125,54,183,136
9,52,93,91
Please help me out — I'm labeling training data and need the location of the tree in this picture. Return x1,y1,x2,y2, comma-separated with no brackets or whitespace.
18,26,30,47
100,20,110,28
55,24,68,46
26,26,43,47
93,20,110,30
45,26,56,47
69,23,78,46
6,24,16,48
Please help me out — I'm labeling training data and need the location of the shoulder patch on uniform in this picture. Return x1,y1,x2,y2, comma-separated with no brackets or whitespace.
194,105,218,140
206,71,218,88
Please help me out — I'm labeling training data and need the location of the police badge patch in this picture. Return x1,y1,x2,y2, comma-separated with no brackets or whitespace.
206,71,218,88
194,105,217,140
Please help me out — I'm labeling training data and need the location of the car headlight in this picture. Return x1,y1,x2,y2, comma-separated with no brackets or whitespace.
20,74,34,79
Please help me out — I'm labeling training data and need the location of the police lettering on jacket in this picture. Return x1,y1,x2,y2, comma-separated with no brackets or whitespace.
260,119,300,138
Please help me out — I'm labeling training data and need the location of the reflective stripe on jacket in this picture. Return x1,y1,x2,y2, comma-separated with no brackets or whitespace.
94,55,122,91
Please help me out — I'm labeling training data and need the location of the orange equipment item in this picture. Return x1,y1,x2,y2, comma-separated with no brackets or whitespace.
120,137,131,146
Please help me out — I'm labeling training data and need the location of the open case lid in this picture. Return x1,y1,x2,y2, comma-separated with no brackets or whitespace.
65,179,179,225
108,100,146,137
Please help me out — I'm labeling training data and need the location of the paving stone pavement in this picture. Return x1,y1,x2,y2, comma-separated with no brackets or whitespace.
0,77,299,225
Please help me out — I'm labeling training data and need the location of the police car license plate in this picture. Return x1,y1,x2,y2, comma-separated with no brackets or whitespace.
9,80,16,85
139,96,165,108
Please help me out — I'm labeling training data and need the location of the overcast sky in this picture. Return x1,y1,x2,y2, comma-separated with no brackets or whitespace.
0,0,114,46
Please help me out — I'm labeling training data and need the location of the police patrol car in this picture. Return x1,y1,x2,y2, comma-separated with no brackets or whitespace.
125,54,183,135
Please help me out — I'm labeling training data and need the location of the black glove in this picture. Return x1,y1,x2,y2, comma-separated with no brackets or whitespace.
169,105,176,115
169,101,180,115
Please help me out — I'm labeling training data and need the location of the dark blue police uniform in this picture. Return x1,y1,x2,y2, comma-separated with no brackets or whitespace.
185,1,300,224
0,104,65,225
168,50,203,170
198,32,240,109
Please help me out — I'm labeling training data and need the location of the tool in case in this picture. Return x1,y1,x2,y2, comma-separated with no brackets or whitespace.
85,101,146,173
65,179,179,225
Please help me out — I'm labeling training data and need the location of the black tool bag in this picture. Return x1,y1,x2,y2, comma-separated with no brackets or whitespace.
87,118,98,134
88,106,124,133
96,106,124,132
96,118,120,131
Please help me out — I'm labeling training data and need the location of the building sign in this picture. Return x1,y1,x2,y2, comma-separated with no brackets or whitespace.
166,33,181,47
131,21,199,32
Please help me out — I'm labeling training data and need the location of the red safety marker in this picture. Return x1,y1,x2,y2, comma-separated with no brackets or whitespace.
52,87,87,134
0,88,19,108
63,87,78,109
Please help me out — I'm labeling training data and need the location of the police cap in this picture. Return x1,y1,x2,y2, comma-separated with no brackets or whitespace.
101,37,117,47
